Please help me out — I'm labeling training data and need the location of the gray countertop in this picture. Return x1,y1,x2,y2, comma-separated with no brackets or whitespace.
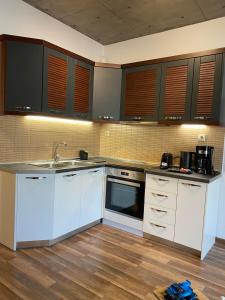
0,157,221,183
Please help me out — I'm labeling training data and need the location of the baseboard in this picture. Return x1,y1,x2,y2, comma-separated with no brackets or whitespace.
103,219,143,237
16,220,101,249
216,237,225,247
143,232,201,257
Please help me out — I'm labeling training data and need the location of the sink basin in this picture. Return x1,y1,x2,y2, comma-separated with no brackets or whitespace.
29,160,96,169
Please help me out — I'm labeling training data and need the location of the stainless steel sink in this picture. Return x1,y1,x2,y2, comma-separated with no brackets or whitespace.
29,160,96,169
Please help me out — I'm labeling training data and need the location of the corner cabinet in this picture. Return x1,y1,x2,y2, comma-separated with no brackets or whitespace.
43,47,93,119
121,64,161,121
3,40,43,113
92,66,122,121
191,54,223,123
159,59,194,122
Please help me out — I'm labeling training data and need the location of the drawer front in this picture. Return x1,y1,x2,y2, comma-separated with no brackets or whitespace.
145,189,177,209
143,219,174,241
144,204,176,225
146,174,178,193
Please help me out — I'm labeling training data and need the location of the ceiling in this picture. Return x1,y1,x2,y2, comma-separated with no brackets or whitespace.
23,0,225,45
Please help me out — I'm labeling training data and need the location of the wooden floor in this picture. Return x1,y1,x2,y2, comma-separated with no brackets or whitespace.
0,224,225,300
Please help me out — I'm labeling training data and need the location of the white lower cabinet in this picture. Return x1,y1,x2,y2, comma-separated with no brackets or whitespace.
80,169,104,227
16,174,55,242
143,173,220,259
174,180,206,251
53,171,83,238
8,167,105,248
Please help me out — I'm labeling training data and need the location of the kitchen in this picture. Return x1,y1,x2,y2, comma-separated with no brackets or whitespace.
0,0,225,299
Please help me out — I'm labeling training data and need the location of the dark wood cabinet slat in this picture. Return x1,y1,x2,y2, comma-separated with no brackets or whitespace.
159,59,194,121
121,65,161,121
74,64,90,114
191,54,223,122
47,54,67,111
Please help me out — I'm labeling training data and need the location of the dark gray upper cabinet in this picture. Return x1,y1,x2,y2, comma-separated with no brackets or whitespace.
5,41,43,113
93,67,122,121
191,54,223,123
159,59,194,122
68,58,93,120
42,47,70,116
121,64,161,121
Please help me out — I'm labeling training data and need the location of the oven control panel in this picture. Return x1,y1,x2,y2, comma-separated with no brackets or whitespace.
107,167,145,182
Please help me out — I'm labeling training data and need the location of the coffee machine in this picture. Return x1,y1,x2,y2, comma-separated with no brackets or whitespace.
195,146,214,175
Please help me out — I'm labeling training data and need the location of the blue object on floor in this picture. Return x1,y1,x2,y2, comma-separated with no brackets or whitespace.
164,280,198,299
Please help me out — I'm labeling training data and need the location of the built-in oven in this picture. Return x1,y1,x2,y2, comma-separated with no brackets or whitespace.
105,168,145,220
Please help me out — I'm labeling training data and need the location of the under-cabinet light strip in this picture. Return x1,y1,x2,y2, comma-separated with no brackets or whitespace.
181,124,207,129
25,115,93,125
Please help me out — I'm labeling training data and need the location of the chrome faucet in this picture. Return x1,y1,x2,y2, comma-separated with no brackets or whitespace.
52,142,67,162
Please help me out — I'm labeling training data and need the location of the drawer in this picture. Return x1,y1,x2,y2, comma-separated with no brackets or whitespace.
143,219,174,241
144,204,176,225
145,189,177,209
146,174,178,193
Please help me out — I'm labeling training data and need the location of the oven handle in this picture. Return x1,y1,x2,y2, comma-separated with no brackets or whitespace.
107,177,141,188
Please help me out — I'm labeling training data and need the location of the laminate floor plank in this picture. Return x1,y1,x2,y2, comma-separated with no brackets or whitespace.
0,224,224,299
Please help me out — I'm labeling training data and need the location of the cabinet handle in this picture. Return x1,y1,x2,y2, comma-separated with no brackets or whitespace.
194,116,212,120
23,106,31,111
152,192,168,198
181,182,201,188
25,176,47,180
63,173,77,177
157,178,169,182
150,222,166,229
165,116,182,120
88,170,99,174
151,208,167,214
131,116,143,121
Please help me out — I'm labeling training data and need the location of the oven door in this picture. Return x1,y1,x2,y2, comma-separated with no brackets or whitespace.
105,176,145,220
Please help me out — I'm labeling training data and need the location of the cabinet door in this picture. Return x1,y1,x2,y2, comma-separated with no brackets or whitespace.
159,59,194,122
174,180,206,250
16,174,54,242
121,64,161,121
43,47,69,115
93,67,122,121
80,169,104,227
53,171,83,238
68,58,93,119
191,54,222,123
5,41,43,113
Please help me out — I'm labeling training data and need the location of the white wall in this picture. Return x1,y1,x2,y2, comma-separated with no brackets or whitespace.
105,17,225,64
0,0,104,61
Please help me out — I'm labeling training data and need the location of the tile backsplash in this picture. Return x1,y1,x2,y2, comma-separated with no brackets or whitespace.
100,123,225,171
0,116,225,171
0,116,100,162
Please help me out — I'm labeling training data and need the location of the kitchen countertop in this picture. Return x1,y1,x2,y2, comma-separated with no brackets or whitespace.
145,167,221,183
0,157,221,183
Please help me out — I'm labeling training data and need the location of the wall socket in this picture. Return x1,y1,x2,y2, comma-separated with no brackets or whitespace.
198,134,207,142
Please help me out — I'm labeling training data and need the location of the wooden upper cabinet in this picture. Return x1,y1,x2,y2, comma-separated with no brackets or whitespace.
159,59,194,122
121,64,161,121
43,47,69,115
191,54,222,123
68,59,93,119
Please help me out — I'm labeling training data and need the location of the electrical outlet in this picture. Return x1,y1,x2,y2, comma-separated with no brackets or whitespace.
198,134,207,142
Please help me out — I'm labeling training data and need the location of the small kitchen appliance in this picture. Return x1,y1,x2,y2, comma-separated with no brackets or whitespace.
160,153,173,169
195,146,214,174
79,150,88,160
180,151,195,170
